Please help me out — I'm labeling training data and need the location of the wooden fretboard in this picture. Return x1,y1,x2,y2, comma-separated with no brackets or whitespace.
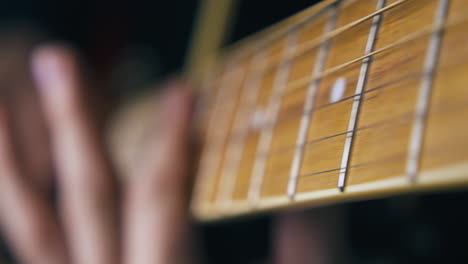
191,0,468,221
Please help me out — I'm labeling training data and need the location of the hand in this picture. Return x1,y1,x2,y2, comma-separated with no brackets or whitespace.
0,44,345,264
0,45,193,264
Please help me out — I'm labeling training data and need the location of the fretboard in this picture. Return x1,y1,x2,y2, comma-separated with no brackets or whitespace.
191,0,468,221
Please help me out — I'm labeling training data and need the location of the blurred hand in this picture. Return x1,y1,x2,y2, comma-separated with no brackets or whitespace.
0,45,344,264
0,46,193,264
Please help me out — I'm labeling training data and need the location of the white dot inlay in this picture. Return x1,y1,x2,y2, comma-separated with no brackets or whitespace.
330,77,346,103
250,108,268,131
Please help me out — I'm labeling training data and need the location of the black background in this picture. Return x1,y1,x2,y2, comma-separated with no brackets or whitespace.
0,0,322,83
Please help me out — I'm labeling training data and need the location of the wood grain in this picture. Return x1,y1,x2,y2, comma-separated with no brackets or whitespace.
421,0,468,174
347,0,437,185
181,0,468,220
296,0,376,194
260,8,331,199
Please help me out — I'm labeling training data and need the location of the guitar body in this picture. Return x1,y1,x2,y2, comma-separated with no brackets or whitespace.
191,0,468,221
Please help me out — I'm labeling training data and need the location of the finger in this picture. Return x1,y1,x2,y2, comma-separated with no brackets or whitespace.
124,82,193,264
0,106,68,264
31,46,120,264
273,207,348,264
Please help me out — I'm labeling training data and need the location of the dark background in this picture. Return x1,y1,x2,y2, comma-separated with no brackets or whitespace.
0,0,321,91
1,0,468,263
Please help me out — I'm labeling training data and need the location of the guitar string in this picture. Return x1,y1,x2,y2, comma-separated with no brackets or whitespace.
212,8,468,120
215,53,272,208
226,49,468,194
202,5,468,201
245,51,468,160
193,62,236,203
213,0,408,80
222,11,468,143
260,0,408,78
202,4,467,206
227,67,406,143
231,111,416,192
237,143,452,194
232,95,468,193
263,72,424,156
218,0,340,67
197,61,248,204
227,69,422,145
232,154,407,194
210,20,466,198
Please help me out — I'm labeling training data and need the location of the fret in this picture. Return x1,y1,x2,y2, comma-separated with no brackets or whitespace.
193,60,247,214
215,53,267,210
346,0,439,186
235,0,407,83
420,0,468,180
192,66,236,214
337,0,386,191
248,33,298,205
188,0,468,221
230,42,284,203
286,5,338,199
295,0,380,195
406,0,450,181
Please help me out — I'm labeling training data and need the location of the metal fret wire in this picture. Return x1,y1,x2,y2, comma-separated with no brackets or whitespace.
261,0,407,76
248,32,299,205
193,61,241,209
197,61,247,207
203,0,468,204
287,4,338,199
406,0,450,181
215,7,468,124
237,53,467,164
231,3,464,195
215,0,408,81
338,0,387,191
226,10,468,152
233,97,468,192
215,51,270,210
257,72,424,157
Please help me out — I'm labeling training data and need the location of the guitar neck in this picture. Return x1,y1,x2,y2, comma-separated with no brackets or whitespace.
192,0,468,221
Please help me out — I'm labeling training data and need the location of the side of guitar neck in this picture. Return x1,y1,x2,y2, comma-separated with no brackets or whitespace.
192,0,468,221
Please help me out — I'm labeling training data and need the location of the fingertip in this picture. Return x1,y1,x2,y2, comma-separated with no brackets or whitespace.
31,44,79,100
31,44,77,69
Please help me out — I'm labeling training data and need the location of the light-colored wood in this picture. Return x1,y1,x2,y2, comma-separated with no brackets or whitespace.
348,0,438,186
219,0,339,65
421,0,468,175
261,8,332,200
185,0,238,82
108,0,468,221
191,63,247,216
297,0,378,194
190,0,468,221
231,39,286,202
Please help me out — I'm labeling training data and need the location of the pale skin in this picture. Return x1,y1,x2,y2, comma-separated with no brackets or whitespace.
0,44,344,264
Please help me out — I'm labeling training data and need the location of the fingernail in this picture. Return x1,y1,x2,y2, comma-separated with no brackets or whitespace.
31,47,70,99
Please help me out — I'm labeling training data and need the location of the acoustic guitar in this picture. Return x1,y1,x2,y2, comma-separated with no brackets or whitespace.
184,0,468,221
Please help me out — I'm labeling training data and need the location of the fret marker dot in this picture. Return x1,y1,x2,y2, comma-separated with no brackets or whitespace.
250,108,267,131
330,77,346,103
